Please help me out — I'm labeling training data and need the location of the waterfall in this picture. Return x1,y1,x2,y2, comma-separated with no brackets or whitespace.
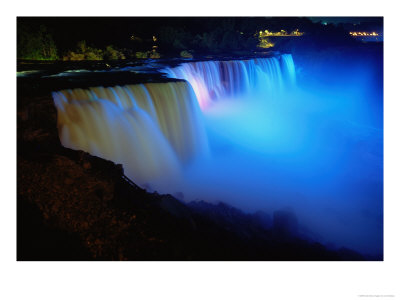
163,54,296,109
53,81,208,187
52,55,296,188
50,52,383,257
280,54,296,86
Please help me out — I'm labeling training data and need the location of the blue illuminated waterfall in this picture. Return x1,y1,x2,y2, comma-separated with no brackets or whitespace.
164,54,296,109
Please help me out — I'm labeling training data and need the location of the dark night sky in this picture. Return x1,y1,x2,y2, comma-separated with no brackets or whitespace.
309,17,382,25
17,16,383,53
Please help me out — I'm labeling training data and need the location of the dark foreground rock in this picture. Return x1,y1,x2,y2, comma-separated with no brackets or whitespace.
17,87,366,261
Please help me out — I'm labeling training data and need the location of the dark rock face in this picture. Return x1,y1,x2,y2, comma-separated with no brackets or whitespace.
17,84,367,261
253,211,272,230
17,195,93,260
273,210,299,237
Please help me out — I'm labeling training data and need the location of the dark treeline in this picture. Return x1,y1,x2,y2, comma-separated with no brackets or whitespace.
17,17,382,60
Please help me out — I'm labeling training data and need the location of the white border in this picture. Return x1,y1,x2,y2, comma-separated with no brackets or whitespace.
2,1,399,299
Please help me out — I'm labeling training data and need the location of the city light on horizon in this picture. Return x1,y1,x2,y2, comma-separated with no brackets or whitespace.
349,31,380,37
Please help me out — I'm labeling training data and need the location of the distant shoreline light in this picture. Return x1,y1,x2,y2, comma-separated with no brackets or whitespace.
258,29,304,37
349,32,379,37
257,29,303,49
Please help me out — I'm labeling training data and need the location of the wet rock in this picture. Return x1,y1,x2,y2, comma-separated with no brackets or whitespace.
273,209,298,236
64,178,74,185
83,161,91,169
253,211,272,230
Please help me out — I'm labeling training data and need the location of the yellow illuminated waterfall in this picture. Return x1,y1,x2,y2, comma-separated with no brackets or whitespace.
53,81,209,188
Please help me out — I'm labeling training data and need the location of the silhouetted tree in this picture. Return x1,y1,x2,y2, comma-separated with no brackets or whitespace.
17,23,58,60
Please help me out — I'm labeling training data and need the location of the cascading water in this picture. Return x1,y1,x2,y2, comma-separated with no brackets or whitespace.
53,55,295,187
52,53,383,257
53,81,208,189
163,54,296,109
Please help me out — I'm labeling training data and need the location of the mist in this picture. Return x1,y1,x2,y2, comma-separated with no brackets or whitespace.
53,50,383,257
164,51,383,257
